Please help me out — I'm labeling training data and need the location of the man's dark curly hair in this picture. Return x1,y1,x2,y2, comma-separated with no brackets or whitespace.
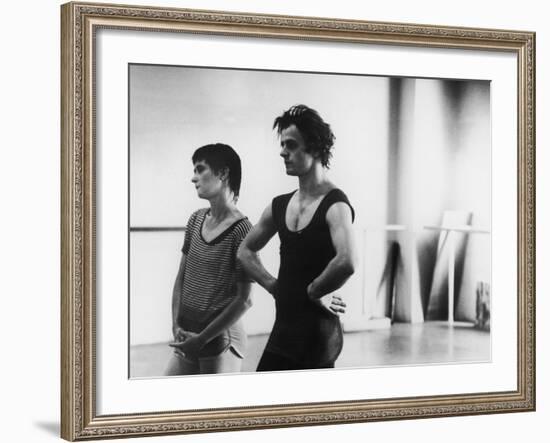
273,104,335,168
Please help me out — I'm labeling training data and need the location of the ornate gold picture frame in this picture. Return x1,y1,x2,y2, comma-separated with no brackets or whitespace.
61,1,535,440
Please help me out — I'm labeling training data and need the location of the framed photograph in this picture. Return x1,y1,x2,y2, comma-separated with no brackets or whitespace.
61,1,536,440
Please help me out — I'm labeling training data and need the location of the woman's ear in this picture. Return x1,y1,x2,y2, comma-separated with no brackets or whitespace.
218,167,230,182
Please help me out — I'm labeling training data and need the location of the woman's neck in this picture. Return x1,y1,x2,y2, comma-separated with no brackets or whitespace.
208,192,236,220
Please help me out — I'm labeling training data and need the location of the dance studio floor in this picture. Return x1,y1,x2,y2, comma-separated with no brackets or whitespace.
130,321,490,378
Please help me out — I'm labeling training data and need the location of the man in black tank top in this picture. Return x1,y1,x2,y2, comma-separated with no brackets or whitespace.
238,105,357,371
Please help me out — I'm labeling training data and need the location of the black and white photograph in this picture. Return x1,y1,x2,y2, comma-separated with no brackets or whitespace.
129,64,492,378
54,1,538,441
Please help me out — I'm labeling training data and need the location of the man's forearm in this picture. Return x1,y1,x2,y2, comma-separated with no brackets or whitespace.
308,254,355,299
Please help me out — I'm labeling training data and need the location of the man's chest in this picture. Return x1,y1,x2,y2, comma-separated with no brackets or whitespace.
285,195,325,232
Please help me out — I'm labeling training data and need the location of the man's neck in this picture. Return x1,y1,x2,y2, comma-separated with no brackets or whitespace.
297,162,329,197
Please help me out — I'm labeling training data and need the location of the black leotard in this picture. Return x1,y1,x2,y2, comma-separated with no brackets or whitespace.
259,188,355,370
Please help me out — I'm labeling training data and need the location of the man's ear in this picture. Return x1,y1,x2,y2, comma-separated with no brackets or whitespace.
309,148,321,160
304,143,320,160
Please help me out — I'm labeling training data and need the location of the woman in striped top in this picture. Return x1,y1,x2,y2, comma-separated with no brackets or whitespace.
165,143,253,375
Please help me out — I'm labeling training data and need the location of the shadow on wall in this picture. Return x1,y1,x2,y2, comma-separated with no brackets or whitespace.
374,241,400,320
416,232,439,316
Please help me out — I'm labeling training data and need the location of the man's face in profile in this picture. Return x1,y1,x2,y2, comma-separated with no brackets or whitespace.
279,124,316,176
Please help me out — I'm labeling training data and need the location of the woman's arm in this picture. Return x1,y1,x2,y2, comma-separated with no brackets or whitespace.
200,282,252,343
170,281,252,354
171,253,187,339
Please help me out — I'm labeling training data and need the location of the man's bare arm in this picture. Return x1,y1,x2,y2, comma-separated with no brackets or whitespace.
237,205,278,296
307,202,356,299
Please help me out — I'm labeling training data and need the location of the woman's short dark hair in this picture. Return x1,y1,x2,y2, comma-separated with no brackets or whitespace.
273,104,335,168
192,143,242,198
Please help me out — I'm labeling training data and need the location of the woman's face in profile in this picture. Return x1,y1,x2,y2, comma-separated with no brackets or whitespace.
191,160,224,200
